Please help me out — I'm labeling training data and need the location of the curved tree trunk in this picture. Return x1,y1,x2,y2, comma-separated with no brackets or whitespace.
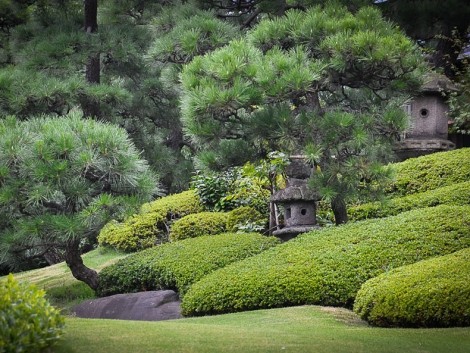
65,240,99,291
331,195,348,225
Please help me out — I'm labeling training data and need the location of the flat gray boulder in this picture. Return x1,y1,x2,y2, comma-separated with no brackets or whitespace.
71,290,182,321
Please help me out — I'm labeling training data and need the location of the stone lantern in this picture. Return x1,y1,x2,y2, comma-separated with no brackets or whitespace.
271,156,320,241
394,73,457,160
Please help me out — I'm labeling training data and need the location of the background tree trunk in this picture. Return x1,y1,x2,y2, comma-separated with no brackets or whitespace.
331,196,348,225
83,0,100,118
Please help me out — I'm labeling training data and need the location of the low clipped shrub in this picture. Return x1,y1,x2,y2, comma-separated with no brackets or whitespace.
389,148,470,196
97,232,280,297
181,205,470,316
139,189,203,218
226,206,267,232
170,212,228,241
98,190,203,251
349,181,470,221
354,248,470,327
0,274,64,353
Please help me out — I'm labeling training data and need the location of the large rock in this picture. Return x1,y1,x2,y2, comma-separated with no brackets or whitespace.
71,290,182,321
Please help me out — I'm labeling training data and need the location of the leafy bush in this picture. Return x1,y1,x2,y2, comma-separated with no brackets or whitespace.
97,232,280,297
349,181,470,221
98,190,203,251
181,205,470,316
170,212,228,241
389,148,470,196
191,167,270,214
0,274,64,353
226,206,267,232
139,189,203,218
354,248,470,327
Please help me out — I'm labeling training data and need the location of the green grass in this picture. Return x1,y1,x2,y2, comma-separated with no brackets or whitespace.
56,306,470,353
8,247,126,291
2,247,127,311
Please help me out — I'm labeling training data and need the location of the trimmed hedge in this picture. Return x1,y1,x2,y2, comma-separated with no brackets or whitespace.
354,248,470,327
97,232,280,297
349,181,470,221
0,274,64,353
226,206,267,232
389,148,470,196
170,211,228,241
181,205,470,316
98,190,203,251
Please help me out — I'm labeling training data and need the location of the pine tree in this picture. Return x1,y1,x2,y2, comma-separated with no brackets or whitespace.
0,110,159,289
181,3,425,224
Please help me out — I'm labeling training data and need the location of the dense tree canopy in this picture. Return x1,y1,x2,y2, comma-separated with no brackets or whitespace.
181,3,425,223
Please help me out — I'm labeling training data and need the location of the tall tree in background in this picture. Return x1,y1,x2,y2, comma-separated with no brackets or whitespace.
181,3,425,224
0,0,195,192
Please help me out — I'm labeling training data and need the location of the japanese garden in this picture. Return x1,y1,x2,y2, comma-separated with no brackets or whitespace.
1,1,470,352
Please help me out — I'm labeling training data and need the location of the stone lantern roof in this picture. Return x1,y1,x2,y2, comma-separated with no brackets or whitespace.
271,178,320,203
421,72,459,94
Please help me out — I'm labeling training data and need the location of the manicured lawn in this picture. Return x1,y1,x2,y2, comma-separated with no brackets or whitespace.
8,247,126,291
55,306,470,353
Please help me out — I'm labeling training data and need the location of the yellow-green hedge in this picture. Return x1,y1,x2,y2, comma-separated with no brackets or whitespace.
349,181,470,221
389,148,470,196
181,205,470,316
170,211,228,241
97,232,280,297
354,248,470,327
98,190,203,251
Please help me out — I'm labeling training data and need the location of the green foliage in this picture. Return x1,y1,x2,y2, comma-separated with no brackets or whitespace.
181,205,470,316
191,167,271,214
349,181,470,221
148,2,240,64
0,274,64,353
226,206,267,233
0,111,159,271
170,211,228,241
98,190,203,252
181,3,424,221
389,148,470,196
354,248,470,327
97,232,280,297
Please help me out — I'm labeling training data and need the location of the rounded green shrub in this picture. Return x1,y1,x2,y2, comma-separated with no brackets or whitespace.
226,206,267,232
354,248,470,327
0,274,64,353
97,232,280,297
98,190,203,251
140,189,203,218
389,148,470,196
181,205,470,316
349,181,470,221
170,211,228,241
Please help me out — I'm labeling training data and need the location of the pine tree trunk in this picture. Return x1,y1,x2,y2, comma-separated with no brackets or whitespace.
331,196,348,225
83,0,100,118
65,240,99,291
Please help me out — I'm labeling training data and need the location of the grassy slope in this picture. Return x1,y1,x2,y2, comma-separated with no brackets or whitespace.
8,247,126,291
57,306,470,353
